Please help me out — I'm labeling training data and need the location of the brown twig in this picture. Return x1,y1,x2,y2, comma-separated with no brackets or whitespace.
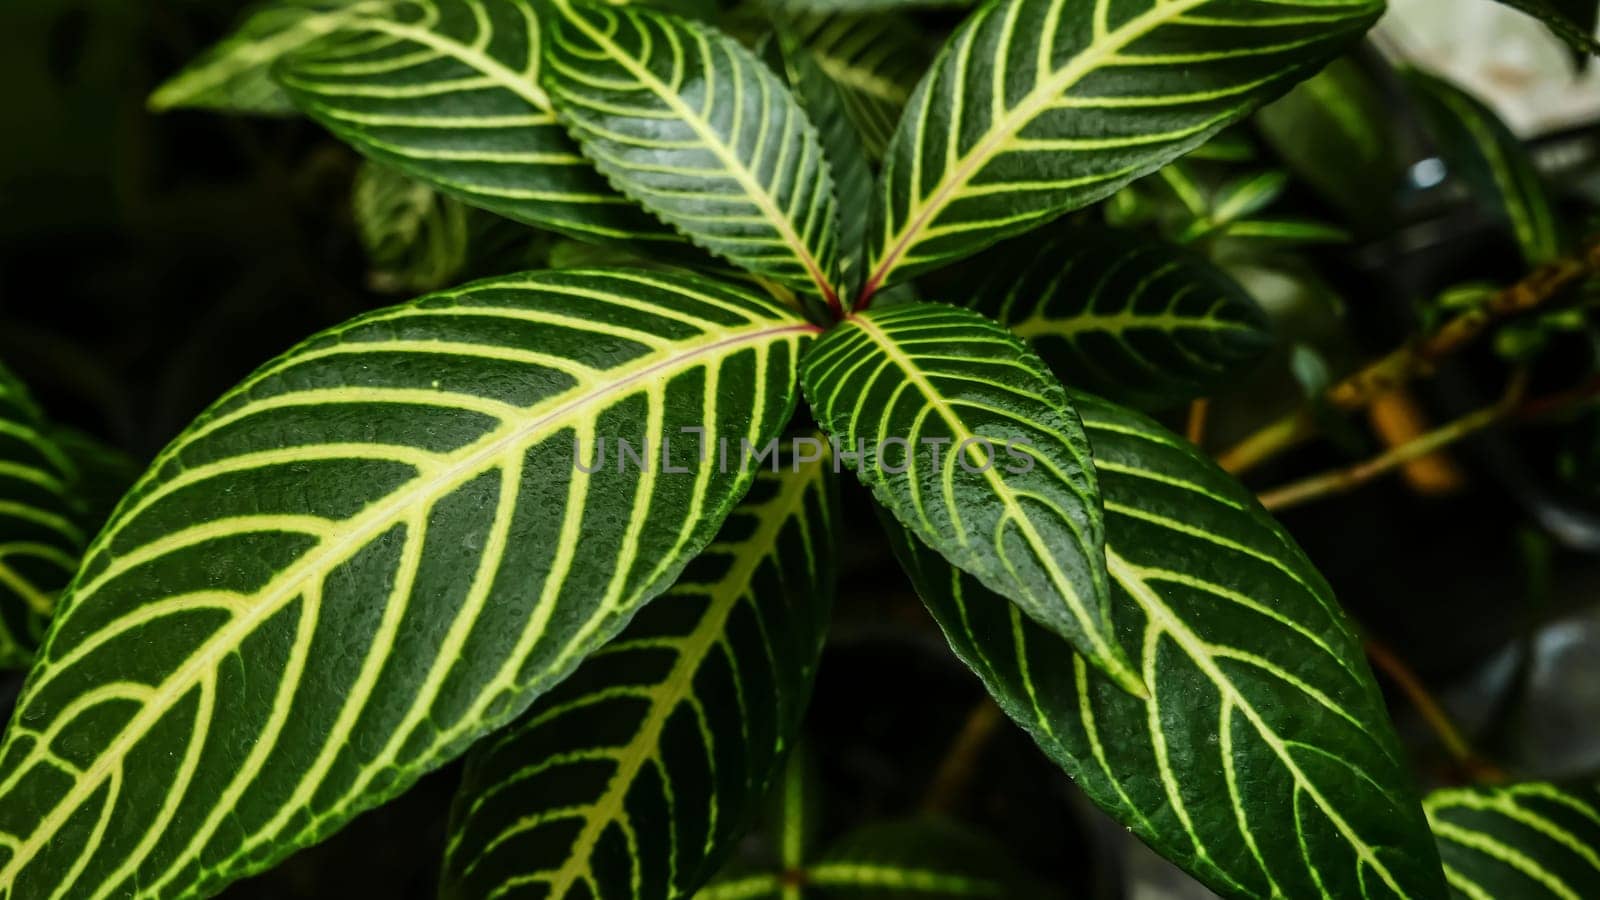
922,698,1004,814
1364,639,1507,784
1185,398,1211,448
1221,236,1600,475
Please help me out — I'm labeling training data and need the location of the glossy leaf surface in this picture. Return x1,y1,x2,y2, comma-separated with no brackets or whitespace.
1426,781,1600,900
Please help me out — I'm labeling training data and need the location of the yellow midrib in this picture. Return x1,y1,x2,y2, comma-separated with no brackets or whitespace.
1010,310,1255,339
866,0,1215,284
847,314,1131,687
554,0,835,299
545,460,823,895
1106,547,1414,899
0,319,808,888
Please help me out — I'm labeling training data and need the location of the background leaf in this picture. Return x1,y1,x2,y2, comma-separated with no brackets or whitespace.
1405,69,1563,267
801,302,1139,695
352,161,472,294
883,390,1447,900
1425,781,1600,899
780,11,929,161
0,269,813,899
954,223,1272,410
441,459,839,900
860,0,1383,296
0,362,81,669
275,0,681,245
544,0,843,304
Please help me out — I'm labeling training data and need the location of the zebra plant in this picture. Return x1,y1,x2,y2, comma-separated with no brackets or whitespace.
8,0,1600,896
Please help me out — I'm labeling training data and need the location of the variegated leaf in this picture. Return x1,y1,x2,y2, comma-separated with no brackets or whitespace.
274,0,680,245
442,459,838,900
782,11,928,161
1426,781,1600,900
0,269,814,899
0,363,82,669
543,0,844,305
883,390,1446,900
955,224,1272,410
859,0,1383,298
800,302,1141,695
352,161,473,294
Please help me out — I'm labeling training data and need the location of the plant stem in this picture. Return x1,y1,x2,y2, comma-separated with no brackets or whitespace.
1364,638,1507,783
1258,372,1529,512
1185,398,1210,447
1220,236,1600,475
922,698,1004,814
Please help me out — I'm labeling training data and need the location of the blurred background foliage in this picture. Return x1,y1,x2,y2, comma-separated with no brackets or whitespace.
5,0,1600,896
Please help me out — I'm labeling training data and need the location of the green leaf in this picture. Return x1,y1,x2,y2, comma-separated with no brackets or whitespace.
804,820,1037,898
0,269,814,899
783,11,928,162
543,0,844,304
149,0,388,115
775,30,873,291
955,224,1272,410
800,302,1140,695
274,0,680,245
859,0,1383,297
0,363,82,669
441,458,839,899
766,0,975,13
353,161,472,294
882,390,1447,900
1426,782,1600,900
1405,69,1562,267
45,427,140,538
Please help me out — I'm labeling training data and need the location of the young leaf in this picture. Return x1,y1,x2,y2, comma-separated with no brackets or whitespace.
440,459,839,900
0,363,82,668
1405,69,1562,267
543,0,843,305
801,302,1141,695
274,0,680,245
859,0,1383,297
782,11,929,160
0,269,814,899
883,391,1447,900
1426,781,1600,899
955,224,1272,410
353,161,472,294
149,0,388,114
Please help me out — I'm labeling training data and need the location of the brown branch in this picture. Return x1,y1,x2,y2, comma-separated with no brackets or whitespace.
1364,639,1507,784
922,698,1004,815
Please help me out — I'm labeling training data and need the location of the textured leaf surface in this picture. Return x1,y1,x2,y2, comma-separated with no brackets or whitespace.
801,302,1138,694
275,0,678,244
0,364,81,669
860,0,1383,295
0,269,813,899
149,0,385,114
441,459,838,900
783,11,928,161
1405,69,1561,267
884,390,1446,900
353,161,472,293
1426,782,1600,900
544,0,842,302
956,224,1271,410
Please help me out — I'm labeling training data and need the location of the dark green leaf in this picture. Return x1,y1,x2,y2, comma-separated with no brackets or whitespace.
782,11,928,162
442,459,838,899
805,820,1038,898
955,224,1272,410
859,0,1383,296
275,0,681,245
0,269,814,898
1426,781,1600,899
352,161,472,294
1405,69,1562,267
801,302,1140,695
883,390,1447,900
543,0,844,303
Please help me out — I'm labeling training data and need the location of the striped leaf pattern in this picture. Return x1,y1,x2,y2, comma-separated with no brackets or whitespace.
956,224,1272,410
883,390,1446,900
275,0,679,244
782,11,928,161
801,302,1140,695
860,0,1383,296
543,0,843,303
1405,70,1562,267
1426,782,1600,899
353,161,472,293
0,269,814,900
441,459,839,900
0,364,82,669
149,0,389,115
